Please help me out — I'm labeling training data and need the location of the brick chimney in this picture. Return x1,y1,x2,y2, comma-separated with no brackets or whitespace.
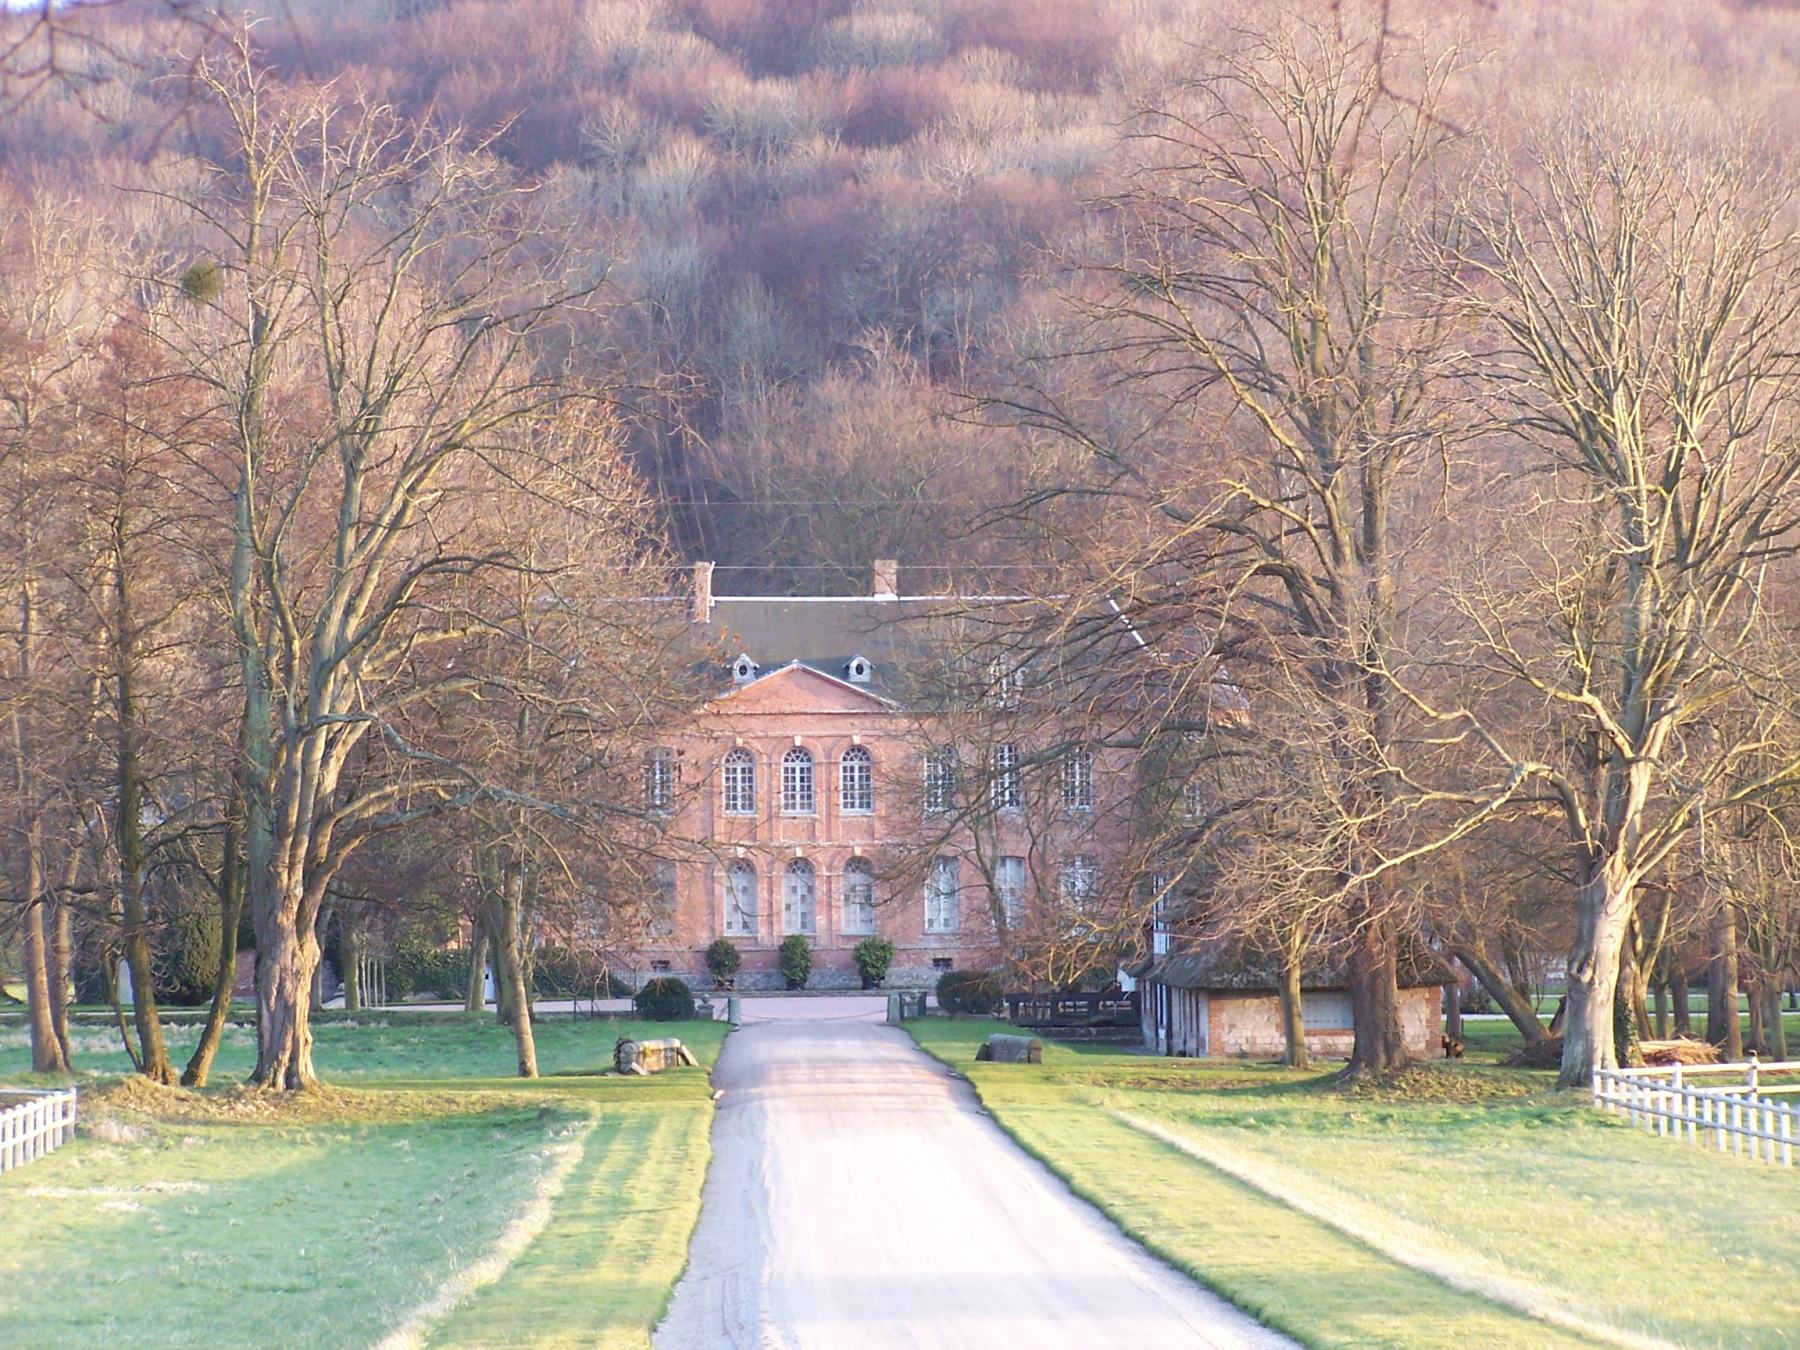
872,558,899,600
691,560,715,623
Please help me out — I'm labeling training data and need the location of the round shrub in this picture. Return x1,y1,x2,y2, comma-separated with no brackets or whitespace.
634,976,696,1021
852,936,895,986
778,934,812,989
706,937,742,986
936,968,1003,1015
155,896,222,1006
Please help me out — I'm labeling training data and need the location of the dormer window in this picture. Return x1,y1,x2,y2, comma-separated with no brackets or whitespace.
731,653,759,685
845,655,872,684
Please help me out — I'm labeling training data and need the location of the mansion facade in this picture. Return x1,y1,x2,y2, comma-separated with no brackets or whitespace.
631,561,1127,990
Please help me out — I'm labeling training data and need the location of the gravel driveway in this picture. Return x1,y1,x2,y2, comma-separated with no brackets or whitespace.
654,1013,1290,1349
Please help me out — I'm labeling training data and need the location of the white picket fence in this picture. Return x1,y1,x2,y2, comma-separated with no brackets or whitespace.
1592,1059,1800,1167
0,1087,79,1173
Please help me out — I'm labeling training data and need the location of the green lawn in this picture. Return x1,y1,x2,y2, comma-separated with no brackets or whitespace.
908,1017,1800,1350
0,1015,727,1349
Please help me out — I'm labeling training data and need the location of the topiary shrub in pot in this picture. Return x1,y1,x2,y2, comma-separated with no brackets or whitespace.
852,937,895,990
778,934,813,990
936,968,1004,1015
705,937,742,990
634,976,696,1021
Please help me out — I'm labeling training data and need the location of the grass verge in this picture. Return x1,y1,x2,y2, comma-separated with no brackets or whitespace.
908,1017,1800,1349
0,1016,728,1349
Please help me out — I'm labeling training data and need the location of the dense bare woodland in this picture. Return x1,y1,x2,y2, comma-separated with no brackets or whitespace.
7,0,1800,1092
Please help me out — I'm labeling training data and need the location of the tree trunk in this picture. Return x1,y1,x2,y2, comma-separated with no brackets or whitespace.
252,916,321,1090
1277,949,1308,1070
465,926,488,1013
1706,902,1742,1060
182,812,245,1088
1671,969,1692,1037
1454,941,1549,1046
1762,984,1788,1061
342,919,364,1014
1613,937,1644,1068
22,836,69,1074
1444,971,1463,1044
1748,979,1767,1055
1558,862,1634,1087
50,853,76,1065
119,860,173,1084
1652,975,1669,1040
486,865,537,1078
1346,905,1406,1075
108,951,143,1073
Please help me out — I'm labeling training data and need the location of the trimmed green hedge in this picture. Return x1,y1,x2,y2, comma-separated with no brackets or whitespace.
634,977,696,1021
936,968,1003,1015
853,936,895,985
778,934,813,988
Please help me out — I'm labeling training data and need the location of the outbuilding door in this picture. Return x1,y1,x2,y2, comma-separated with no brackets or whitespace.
1172,989,1209,1056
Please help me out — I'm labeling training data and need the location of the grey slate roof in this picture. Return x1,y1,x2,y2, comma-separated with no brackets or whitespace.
697,596,984,702
1142,940,1454,992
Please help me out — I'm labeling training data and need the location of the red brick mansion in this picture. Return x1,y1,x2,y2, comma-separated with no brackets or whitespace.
630,561,1128,990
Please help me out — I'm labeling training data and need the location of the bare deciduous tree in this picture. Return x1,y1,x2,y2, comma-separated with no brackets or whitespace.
155,35,625,1089
1444,97,1800,1084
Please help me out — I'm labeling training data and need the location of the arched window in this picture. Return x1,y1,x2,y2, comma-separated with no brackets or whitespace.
991,743,1021,810
783,858,816,934
925,856,960,933
781,747,815,815
923,747,957,814
841,858,876,934
644,747,676,812
723,860,758,935
722,749,756,816
840,746,874,814
1061,746,1093,811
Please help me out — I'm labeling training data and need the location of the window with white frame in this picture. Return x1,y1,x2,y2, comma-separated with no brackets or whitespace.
840,746,874,814
1061,746,1093,811
781,747,815,815
991,743,1022,810
723,860,757,935
987,657,1023,707
1059,854,1098,908
923,747,957,814
925,856,961,932
644,747,677,812
995,855,1027,926
650,860,678,936
1183,779,1206,818
722,749,756,816
841,858,876,934
783,858,817,934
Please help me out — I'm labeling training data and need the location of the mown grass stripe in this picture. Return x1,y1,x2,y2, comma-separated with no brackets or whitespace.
427,1100,714,1350
1111,1109,1663,1350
